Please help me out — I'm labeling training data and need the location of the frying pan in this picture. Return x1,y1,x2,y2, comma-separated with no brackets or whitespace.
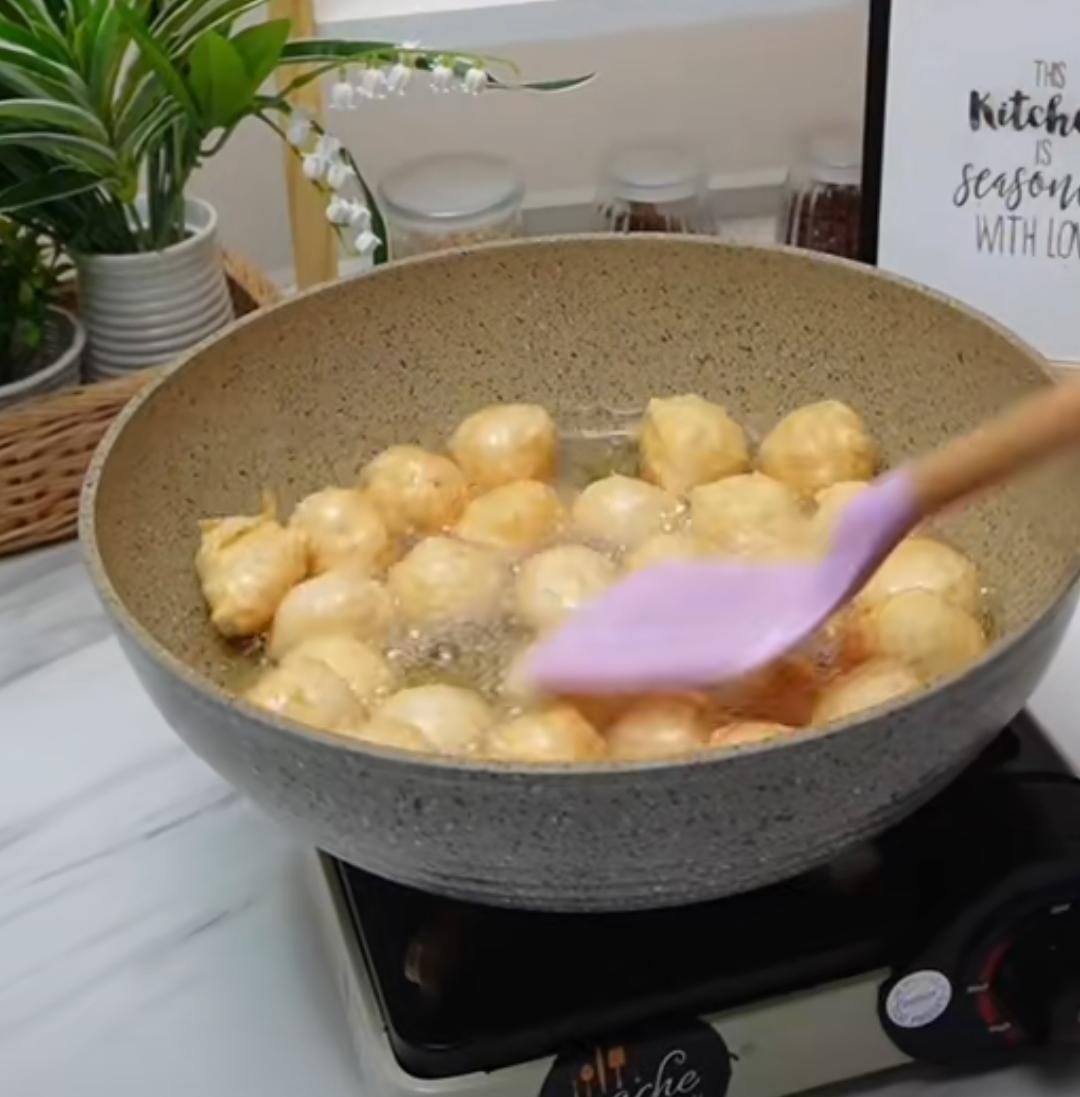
81,238,1080,911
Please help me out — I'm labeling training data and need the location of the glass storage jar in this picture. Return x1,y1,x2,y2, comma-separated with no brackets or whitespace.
378,153,525,258
597,140,712,234
780,125,863,260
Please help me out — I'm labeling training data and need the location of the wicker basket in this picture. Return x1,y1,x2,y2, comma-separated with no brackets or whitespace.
0,252,281,558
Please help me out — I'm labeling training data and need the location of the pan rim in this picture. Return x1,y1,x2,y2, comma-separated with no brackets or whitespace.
79,234,1080,778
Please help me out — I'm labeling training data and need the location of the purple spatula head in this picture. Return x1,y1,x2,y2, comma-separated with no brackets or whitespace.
526,470,920,694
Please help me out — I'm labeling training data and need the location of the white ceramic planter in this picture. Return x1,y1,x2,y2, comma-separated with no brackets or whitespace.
0,307,85,410
75,197,233,380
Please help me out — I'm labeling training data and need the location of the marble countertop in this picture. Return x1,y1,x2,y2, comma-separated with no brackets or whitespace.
2,542,1080,1097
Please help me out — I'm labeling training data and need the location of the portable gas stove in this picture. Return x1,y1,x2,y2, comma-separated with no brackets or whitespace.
308,712,1080,1097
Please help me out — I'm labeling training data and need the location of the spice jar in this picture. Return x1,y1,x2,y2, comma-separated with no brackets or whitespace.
780,126,863,260
378,153,525,258
597,141,712,234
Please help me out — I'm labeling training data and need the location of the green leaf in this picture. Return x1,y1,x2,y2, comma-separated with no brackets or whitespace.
230,18,289,88
188,29,249,128
0,98,108,139
488,73,596,92
115,2,200,123
279,38,398,64
0,167,99,213
172,0,276,52
0,130,117,174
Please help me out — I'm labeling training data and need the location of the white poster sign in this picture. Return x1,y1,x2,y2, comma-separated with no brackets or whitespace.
877,0,1080,362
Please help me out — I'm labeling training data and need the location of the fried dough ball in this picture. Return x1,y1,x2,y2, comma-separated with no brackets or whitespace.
378,684,494,755
689,473,809,557
280,634,397,706
289,487,395,574
514,545,616,632
850,589,987,683
856,536,982,616
572,474,682,549
758,400,878,496
450,403,557,489
454,480,565,553
812,658,922,725
623,531,713,572
639,394,750,494
343,714,432,752
607,695,709,761
709,721,795,748
268,564,393,658
245,656,363,732
486,705,606,763
359,444,467,535
195,502,308,638
388,537,508,625
810,480,870,545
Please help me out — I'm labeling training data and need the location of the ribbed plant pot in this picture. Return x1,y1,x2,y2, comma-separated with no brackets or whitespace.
75,197,234,380
0,306,85,410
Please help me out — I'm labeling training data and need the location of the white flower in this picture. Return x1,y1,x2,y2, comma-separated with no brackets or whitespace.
301,153,324,181
326,196,354,225
360,67,387,100
430,63,453,93
349,204,372,231
462,66,487,94
386,61,411,95
325,160,353,190
286,111,313,148
314,133,341,159
329,80,356,110
355,228,380,254
400,39,421,50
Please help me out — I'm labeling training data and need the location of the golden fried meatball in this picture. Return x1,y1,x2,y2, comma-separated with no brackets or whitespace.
196,506,308,638
514,545,616,632
758,400,878,496
378,685,494,755
856,536,982,616
289,487,395,574
486,705,605,763
268,564,393,658
281,634,397,706
450,403,557,488
689,473,808,556
359,444,467,535
388,537,508,625
850,589,987,682
607,695,709,761
639,394,750,494
454,480,565,553
810,480,870,545
572,475,682,549
812,658,922,725
245,656,363,732
342,714,432,752
623,531,713,572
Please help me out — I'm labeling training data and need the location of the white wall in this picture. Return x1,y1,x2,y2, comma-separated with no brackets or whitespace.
191,1,869,277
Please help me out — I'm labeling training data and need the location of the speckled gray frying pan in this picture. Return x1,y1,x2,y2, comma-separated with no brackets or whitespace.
81,237,1080,911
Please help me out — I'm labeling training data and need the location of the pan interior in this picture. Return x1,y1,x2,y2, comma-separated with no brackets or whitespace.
89,238,1080,703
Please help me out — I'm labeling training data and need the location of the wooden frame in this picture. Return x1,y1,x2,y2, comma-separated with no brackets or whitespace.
271,0,339,289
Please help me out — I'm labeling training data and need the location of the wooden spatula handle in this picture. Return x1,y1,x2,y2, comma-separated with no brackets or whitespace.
909,377,1080,514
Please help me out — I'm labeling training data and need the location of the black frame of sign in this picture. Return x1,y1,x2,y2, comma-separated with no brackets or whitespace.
859,0,893,264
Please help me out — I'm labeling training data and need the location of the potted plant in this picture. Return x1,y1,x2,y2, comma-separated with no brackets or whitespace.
0,2,589,379
0,219,84,408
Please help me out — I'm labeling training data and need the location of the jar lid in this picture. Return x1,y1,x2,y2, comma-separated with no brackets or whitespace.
603,140,706,204
806,125,863,187
378,153,525,233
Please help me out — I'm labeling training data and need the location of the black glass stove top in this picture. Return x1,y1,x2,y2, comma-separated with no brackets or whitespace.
330,713,1080,1079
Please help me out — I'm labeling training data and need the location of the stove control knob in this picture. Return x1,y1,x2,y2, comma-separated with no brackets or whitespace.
994,905,1080,1045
